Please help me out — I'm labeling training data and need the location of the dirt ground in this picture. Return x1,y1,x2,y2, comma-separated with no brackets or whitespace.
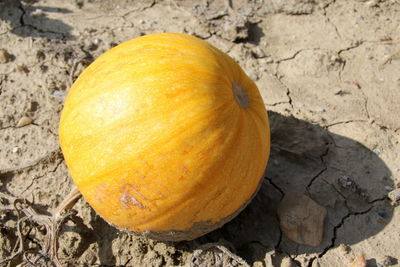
1,0,399,266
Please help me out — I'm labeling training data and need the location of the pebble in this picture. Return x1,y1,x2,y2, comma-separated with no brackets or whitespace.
277,192,327,247
51,90,67,100
0,48,11,63
31,8,44,16
350,254,367,267
265,57,274,63
12,147,19,153
84,40,98,51
384,185,392,191
388,188,400,205
16,116,33,127
338,175,358,191
93,38,101,45
366,0,379,7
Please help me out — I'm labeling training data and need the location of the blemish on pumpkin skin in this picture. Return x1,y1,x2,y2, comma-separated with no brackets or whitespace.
119,183,149,209
232,82,250,108
181,165,190,175
96,183,109,203
120,191,146,209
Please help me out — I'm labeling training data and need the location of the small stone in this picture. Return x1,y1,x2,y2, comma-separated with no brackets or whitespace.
31,8,44,16
265,57,274,63
384,185,393,191
93,38,101,45
12,147,19,153
16,116,33,127
373,150,381,156
0,48,11,63
379,255,398,266
388,188,400,205
277,192,327,247
51,90,67,100
338,243,350,254
366,0,379,7
350,254,367,267
84,40,98,51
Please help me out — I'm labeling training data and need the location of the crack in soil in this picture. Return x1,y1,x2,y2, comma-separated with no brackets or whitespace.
317,206,373,260
266,101,291,107
0,122,58,136
338,40,365,55
306,167,328,193
20,158,64,194
271,73,294,109
368,196,389,204
306,144,331,192
264,176,285,197
275,49,308,63
121,0,156,18
0,148,62,175
358,87,371,119
325,119,367,128
17,3,67,38
321,0,342,41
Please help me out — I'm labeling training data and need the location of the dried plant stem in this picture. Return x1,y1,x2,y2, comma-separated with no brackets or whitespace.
191,242,250,267
0,186,82,267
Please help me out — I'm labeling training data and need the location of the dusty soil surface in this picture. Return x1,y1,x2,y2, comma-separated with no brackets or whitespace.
1,0,399,266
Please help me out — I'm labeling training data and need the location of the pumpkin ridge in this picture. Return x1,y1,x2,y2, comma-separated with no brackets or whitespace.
114,105,244,230
74,101,243,229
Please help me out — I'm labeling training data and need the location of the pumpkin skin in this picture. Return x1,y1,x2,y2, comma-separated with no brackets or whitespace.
59,33,270,241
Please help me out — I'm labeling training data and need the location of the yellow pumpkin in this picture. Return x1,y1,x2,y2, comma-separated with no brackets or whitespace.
59,33,270,241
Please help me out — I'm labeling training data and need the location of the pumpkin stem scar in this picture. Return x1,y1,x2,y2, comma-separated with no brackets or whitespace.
232,82,250,108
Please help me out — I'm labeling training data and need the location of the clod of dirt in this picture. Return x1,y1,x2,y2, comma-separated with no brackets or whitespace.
36,50,46,62
15,64,29,74
281,257,296,267
0,48,11,63
338,243,351,255
338,175,360,192
269,0,315,15
16,116,33,127
219,15,250,42
277,192,327,247
378,255,398,266
349,254,367,267
388,188,400,206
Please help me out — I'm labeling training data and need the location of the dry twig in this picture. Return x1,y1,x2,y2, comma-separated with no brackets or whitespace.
0,187,82,267
191,242,250,267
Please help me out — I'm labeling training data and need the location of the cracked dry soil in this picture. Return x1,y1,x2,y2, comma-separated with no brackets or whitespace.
1,0,400,266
